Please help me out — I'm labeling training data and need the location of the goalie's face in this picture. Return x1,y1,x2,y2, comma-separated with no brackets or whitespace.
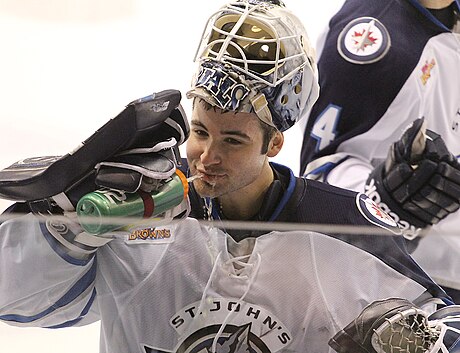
186,99,283,216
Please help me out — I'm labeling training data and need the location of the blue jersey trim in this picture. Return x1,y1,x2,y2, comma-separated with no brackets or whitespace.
306,163,336,177
46,288,97,328
268,163,296,221
0,260,97,324
40,222,94,266
303,157,350,184
408,0,460,31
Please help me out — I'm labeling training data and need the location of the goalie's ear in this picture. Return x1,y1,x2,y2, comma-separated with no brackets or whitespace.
266,131,284,158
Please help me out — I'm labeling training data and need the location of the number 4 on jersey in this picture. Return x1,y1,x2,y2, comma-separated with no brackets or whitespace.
311,104,341,151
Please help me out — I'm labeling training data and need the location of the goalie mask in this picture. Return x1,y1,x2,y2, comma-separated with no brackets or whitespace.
186,0,319,132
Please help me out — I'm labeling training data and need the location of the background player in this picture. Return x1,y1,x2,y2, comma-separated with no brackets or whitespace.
300,0,460,301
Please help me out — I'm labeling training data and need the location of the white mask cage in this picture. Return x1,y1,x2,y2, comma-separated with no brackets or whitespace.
193,0,315,88
189,0,320,132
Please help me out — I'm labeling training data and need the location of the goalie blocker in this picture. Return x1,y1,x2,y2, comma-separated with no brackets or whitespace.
0,89,190,214
329,297,460,353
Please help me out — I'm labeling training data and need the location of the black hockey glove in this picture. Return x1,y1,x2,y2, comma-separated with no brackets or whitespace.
366,118,460,238
329,298,460,353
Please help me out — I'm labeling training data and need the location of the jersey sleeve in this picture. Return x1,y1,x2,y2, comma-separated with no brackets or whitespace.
0,213,99,328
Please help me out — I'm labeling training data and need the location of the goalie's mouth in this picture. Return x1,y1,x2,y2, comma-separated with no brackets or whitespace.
201,173,226,183
187,173,204,183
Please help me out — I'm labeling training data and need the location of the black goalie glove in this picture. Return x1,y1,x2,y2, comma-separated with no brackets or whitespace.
329,298,460,353
0,89,189,214
366,118,460,238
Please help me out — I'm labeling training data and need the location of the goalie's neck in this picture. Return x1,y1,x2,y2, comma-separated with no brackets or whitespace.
217,162,275,221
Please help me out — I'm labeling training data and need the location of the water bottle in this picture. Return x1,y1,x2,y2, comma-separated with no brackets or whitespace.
76,170,189,235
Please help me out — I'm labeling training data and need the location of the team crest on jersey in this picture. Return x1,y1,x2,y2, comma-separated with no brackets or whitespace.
337,17,391,64
161,323,270,353
356,193,400,234
142,298,292,353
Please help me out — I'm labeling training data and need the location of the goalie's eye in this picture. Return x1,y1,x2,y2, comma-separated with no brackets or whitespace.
192,128,208,138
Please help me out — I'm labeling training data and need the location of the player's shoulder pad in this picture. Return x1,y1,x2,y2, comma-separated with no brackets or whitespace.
337,16,391,65
356,193,401,235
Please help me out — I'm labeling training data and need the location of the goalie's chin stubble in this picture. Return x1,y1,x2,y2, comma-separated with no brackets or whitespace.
193,179,222,198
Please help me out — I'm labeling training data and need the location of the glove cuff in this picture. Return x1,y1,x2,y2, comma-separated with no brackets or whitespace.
366,163,427,239
329,298,418,353
44,212,113,263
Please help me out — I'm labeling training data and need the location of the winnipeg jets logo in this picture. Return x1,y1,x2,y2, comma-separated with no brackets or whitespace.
369,202,394,224
150,100,170,112
338,17,391,64
356,193,401,234
351,21,378,51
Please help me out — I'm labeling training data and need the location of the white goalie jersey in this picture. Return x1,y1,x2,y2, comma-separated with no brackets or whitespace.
0,214,444,353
